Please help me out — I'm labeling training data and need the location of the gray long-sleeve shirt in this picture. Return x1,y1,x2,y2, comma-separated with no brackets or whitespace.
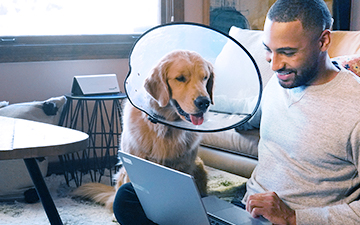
242,66,360,224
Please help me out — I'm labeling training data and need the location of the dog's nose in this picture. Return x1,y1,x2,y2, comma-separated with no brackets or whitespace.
194,96,210,111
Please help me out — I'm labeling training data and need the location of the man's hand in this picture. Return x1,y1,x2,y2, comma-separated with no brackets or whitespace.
246,192,296,225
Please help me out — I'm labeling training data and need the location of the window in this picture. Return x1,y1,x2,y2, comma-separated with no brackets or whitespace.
0,0,184,63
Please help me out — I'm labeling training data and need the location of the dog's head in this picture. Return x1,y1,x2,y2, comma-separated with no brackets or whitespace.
144,50,214,125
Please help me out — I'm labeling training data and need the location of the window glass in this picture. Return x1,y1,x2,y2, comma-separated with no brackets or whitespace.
0,0,161,36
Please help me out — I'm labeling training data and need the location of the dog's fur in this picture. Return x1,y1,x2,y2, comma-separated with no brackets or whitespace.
72,50,215,211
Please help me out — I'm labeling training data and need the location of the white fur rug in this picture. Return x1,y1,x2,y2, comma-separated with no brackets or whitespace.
0,167,247,225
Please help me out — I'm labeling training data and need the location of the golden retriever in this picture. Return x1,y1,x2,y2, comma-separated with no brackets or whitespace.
72,50,215,211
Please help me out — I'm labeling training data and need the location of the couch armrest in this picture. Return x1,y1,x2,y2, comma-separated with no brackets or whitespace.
198,145,257,179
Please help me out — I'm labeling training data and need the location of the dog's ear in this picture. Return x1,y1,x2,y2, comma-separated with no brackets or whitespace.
206,62,215,104
144,61,170,107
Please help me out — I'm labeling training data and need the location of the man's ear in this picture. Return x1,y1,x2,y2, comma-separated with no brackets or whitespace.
319,29,331,52
144,61,170,107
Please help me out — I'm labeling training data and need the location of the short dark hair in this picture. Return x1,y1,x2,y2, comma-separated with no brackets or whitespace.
267,0,333,32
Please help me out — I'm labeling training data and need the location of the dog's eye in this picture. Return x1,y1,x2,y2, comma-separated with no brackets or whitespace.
176,75,186,82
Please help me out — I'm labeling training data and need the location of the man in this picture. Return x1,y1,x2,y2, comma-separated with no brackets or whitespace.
113,0,360,224
241,0,360,224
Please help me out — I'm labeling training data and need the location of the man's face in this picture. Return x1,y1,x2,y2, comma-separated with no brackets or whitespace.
263,19,321,88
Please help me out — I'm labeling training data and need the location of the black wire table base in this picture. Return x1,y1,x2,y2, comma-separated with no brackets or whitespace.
58,93,126,187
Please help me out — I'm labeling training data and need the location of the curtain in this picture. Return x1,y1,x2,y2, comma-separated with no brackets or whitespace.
332,0,352,30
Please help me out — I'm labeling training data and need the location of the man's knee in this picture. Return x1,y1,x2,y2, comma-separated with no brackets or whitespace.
113,183,156,225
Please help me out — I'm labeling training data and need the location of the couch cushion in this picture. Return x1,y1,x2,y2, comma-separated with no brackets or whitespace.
201,129,259,158
328,31,360,58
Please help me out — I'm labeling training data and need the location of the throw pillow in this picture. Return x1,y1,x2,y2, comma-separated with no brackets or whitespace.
211,26,272,114
228,26,274,86
332,54,360,77
0,96,66,125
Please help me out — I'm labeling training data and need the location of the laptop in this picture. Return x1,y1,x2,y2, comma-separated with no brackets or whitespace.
118,151,271,225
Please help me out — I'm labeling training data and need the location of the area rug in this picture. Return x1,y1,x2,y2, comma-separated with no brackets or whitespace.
0,166,247,225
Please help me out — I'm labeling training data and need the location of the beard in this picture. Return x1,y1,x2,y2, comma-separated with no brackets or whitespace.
277,59,319,89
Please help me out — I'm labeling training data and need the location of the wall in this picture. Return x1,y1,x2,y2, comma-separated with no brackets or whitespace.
0,0,359,104
0,59,129,104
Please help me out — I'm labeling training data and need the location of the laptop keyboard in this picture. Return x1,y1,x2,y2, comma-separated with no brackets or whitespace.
208,213,233,225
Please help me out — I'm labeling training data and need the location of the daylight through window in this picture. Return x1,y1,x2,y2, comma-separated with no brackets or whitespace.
0,0,161,36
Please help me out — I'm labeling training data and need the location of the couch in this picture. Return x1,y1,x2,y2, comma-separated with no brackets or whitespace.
198,27,360,178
